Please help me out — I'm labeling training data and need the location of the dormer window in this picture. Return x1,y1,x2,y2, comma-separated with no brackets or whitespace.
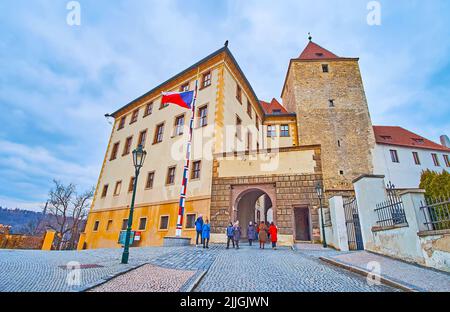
316,53,324,57
412,138,424,145
381,135,393,141
272,109,282,115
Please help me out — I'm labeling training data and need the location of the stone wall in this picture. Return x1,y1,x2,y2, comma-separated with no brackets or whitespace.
283,59,375,192
210,147,324,242
0,234,44,250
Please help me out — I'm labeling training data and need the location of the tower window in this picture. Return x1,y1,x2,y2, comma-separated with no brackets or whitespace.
329,99,335,107
340,170,344,175
322,64,329,73
337,140,341,147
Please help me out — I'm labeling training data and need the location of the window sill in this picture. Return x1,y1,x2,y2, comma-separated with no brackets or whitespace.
372,223,408,233
199,84,211,91
129,121,137,125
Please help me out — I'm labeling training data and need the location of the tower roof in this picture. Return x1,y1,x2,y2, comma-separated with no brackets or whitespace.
298,41,340,60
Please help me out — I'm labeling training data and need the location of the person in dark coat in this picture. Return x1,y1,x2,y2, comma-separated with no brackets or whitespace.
233,221,242,249
247,221,257,246
194,215,204,246
268,222,278,250
202,218,211,249
226,222,235,249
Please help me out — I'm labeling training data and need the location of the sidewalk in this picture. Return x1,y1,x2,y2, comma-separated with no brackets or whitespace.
320,251,450,292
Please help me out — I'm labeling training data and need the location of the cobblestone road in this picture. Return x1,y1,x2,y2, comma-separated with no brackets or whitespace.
195,245,396,292
0,245,397,292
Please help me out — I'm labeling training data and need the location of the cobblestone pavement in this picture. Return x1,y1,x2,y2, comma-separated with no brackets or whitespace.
328,251,450,292
0,247,181,292
89,264,196,292
195,245,397,292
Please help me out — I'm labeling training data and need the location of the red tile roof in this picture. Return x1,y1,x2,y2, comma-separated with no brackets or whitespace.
260,98,289,114
298,41,340,60
373,126,450,152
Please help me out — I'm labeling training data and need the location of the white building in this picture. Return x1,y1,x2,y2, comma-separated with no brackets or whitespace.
372,126,450,189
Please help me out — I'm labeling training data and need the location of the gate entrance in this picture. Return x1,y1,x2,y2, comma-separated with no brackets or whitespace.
294,207,311,241
343,197,364,250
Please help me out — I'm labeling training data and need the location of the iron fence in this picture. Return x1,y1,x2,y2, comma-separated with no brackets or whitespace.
324,208,332,227
343,197,364,250
374,182,408,227
420,196,450,231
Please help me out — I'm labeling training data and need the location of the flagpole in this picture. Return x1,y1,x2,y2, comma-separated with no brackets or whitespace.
176,79,198,237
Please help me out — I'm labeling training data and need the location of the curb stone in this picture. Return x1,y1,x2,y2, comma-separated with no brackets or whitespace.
319,256,421,292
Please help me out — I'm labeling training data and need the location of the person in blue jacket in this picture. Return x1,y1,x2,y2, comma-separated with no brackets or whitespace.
195,215,204,246
226,222,234,249
202,218,211,249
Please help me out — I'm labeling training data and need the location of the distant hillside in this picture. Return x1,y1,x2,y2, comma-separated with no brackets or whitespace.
0,207,44,234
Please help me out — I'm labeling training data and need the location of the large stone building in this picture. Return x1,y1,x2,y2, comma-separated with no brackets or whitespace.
79,39,404,249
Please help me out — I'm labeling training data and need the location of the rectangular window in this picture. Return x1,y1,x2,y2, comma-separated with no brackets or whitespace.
247,131,252,150
130,109,139,124
432,153,440,166
93,221,100,232
118,116,126,130
101,184,108,198
122,219,128,231
444,155,450,167
144,102,153,117
412,152,421,165
236,116,242,139
114,181,122,196
202,71,211,89
180,82,190,92
137,130,147,148
123,136,133,156
166,166,176,185
329,99,335,107
390,150,399,163
185,214,196,229
174,115,185,136
146,171,155,189
191,161,201,180
236,85,242,103
247,101,252,118
159,216,169,230
106,220,113,231
267,125,277,138
128,177,135,193
198,106,208,127
280,125,290,137
154,123,164,144
110,142,120,161
138,217,147,231
272,109,282,114
322,64,329,73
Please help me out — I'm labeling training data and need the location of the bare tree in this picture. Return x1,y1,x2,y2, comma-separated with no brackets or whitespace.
45,180,94,250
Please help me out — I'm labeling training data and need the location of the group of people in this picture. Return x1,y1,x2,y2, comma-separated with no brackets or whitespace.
194,215,279,250
227,221,278,250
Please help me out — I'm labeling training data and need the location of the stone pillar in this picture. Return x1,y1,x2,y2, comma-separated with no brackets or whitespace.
400,190,427,232
329,196,349,251
353,175,386,250
41,230,56,251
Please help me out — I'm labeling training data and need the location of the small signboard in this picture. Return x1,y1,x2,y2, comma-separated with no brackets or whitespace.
118,230,135,246
134,231,142,242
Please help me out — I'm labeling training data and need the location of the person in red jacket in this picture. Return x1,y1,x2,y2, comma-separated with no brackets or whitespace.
268,222,278,250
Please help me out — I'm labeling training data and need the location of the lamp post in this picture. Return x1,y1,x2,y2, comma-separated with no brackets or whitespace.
121,144,147,264
315,181,327,248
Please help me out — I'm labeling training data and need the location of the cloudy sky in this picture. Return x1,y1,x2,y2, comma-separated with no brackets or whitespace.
0,0,449,211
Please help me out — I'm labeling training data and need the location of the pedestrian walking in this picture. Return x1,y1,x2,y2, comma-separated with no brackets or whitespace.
268,222,278,250
247,221,256,246
254,221,259,241
233,221,241,249
195,215,204,246
226,222,235,249
258,221,268,249
202,218,211,249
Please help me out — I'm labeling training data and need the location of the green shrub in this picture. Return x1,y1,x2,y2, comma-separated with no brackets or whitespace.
420,169,450,198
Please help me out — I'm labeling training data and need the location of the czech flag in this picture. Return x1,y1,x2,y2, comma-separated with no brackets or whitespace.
161,91,194,109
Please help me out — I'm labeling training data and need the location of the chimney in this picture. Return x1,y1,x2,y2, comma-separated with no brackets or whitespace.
440,135,450,148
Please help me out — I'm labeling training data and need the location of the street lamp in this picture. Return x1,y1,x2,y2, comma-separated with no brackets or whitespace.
315,181,327,248
121,144,147,264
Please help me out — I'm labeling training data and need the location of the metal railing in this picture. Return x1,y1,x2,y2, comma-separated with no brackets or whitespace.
324,208,332,227
374,182,408,227
420,196,450,231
